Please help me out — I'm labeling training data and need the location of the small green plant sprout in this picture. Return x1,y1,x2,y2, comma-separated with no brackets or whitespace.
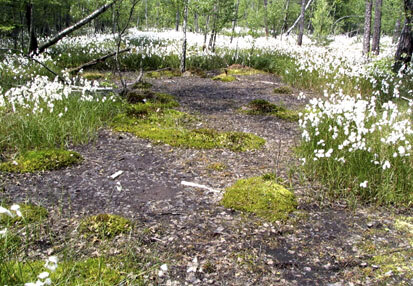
273,85,293,94
221,175,297,222
212,73,236,82
0,149,83,173
207,162,228,171
79,214,133,239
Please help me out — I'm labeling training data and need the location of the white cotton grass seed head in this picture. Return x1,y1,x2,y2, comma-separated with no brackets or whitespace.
0,206,13,217
44,256,59,272
10,204,22,217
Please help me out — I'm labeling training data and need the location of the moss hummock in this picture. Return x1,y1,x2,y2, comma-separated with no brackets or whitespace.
221,175,297,222
273,86,293,94
112,111,265,152
79,214,133,239
241,99,299,122
145,68,181,79
0,149,83,173
212,73,236,82
112,97,266,152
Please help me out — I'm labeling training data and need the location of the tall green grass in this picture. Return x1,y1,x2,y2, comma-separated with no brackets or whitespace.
0,93,122,157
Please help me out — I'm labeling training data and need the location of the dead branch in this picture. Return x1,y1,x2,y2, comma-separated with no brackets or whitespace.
68,48,131,74
36,0,120,55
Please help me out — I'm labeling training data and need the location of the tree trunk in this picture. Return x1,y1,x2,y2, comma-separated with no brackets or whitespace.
203,14,210,50
393,0,413,71
264,0,269,37
36,0,119,55
112,6,116,33
285,0,314,36
281,0,291,34
27,2,38,54
297,0,305,45
371,0,383,55
175,6,180,31
362,0,373,56
155,1,160,28
231,0,240,43
392,17,401,44
145,0,148,29
194,13,199,33
180,0,189,73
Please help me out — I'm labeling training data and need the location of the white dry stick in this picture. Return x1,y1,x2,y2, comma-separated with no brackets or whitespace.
109,170,124,180
181,181,220,193
256,81,277,85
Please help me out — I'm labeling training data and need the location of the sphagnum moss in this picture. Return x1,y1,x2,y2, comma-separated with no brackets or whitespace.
241,99,300,122
112,96,266,151
0,149,83,173
221,175,297,222
79,214,133,239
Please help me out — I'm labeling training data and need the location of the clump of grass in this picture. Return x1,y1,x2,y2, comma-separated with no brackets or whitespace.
298,92,413,205
242,99,299,121
3,257,145,286
273,85,293,94
79,214,133,239
212,73,236,82
221,175,297,222
0,92,122,154
0,204,48,226
0,149,83,173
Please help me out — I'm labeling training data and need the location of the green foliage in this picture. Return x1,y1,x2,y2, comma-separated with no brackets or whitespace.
221,175,298,222
0,149,83,173
311,0,334,44
79,214,133,239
